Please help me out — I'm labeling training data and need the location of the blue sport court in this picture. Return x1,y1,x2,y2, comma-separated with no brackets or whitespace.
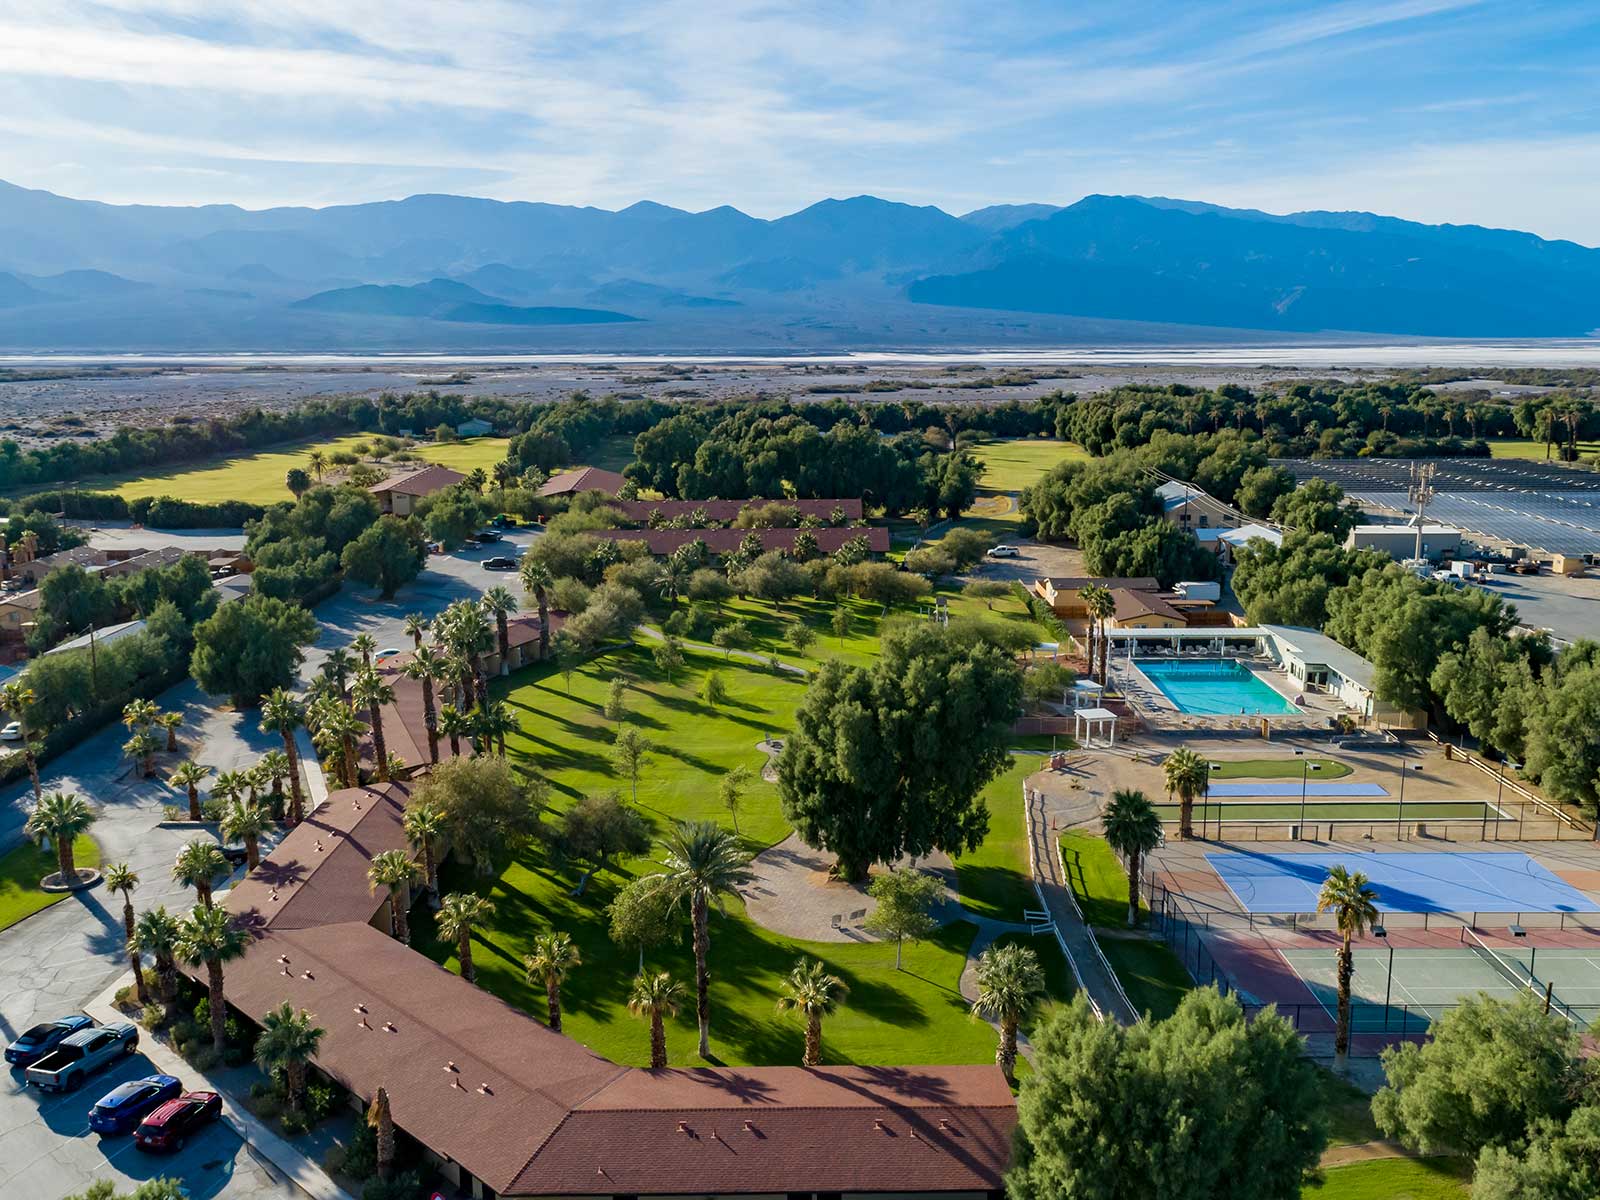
1209,782,1389,798
1206,851,1600,915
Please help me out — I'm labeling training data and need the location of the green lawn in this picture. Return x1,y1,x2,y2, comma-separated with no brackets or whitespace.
953,749,1053,923
1099,936,1194,1021
415,643,1071,1070
971,438,1093,492
1488,438,1600,461
28,432,513,505
1207,757,1352,780
581,433,638,473
1302,1158,1470,1199
0,835,99,932
1312,1065,1381,1148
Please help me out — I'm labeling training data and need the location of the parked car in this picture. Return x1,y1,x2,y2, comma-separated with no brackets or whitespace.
4,1015,94,1067
219,844,250,868
483,556,519,571
88,1074,183,1135
375,647,403,662
472,529,504,544
135,1091,223,1152
0,721,21,742
25,1021,138,1091
491,513,519,529
987,545,1020,558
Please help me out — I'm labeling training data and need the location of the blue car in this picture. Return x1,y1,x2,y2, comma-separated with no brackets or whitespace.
88,1074,183,1135
4,1016,94,1067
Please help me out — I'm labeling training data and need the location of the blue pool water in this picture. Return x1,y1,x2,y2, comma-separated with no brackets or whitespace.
1135,658,1300,716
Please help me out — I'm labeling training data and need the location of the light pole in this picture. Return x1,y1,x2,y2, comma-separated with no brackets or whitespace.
1374,924,1393,1029
1208,762,1222,840
1295,751,1325,840
1395,759,1421,839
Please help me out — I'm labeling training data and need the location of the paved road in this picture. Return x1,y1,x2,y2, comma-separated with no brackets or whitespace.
0,526,537,1198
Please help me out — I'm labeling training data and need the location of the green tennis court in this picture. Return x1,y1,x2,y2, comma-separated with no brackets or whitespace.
1153,800,1507,823
1278,942,1600,1032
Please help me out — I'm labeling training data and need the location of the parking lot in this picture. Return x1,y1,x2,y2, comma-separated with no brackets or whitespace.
1,1047,296,1199
1476,569,1600,647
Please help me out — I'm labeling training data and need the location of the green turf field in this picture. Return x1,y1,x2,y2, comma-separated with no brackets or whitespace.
1301,1157,1469,1199
971,438,1092,491
1153,800,1504,823
1207,757,1352,780
0,835,99,932
1488,438,1600,461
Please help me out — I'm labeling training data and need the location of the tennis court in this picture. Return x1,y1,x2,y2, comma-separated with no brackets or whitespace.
1206,851,1600,915
1279,938,1600,1032
1159,800,1503,823
1209,782,1390,798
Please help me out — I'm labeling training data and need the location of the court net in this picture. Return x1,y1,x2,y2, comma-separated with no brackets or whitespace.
1458,925,1586,1027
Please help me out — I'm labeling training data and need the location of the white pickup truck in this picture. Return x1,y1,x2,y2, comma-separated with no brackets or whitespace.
25,1021,138,1092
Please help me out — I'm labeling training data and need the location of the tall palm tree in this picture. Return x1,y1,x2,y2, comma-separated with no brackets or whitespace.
104,863,148,1004
403,613,430,651
221,799,271,872
368,850,419,944
351,633,378,671
169,761,210,822
1162,747,1210,841
1101,789,1163,927
776,958,848,1067
121,698,159,733
133,905,181,1018
1317,865,1379,1072
353,668,395,783
524,931,581,1033
254,1002,326,1115
25,792,95,884
259,689,308,825
657,820,754,1058
1082,584,1115,684
308,449,328,481
155,711,183,753
482,586,519,673
172,840,227,907
368,1086,396,1182
403,802,445,899
0,681,43,801
322,646,356,698
518,559,553,661
440,600,493,709
211,768,248,813
404,647,445,764
123,729,159,779
476,700,515,757
628,971,685,1070
176,903,249,1054
310,698,366,788
439,704,472,758
437,893,495,985
970,942,1045,1085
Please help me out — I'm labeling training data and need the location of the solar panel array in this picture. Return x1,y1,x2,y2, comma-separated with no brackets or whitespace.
1272,458,1600,556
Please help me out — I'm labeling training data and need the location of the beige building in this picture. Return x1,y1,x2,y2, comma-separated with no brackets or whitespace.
1034,576,1159,619
368,465,467,516
0,588,42,640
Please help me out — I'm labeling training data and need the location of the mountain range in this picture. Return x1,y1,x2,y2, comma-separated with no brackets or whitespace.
0,178,1596,351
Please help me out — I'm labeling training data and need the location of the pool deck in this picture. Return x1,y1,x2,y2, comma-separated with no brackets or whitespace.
1111,653,1348,732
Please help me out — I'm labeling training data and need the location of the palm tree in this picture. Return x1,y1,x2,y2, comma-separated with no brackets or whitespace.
172,840,227,907
353,668,395,783
310,699,366,788
104,863,148,1004
322,646,356,697
211,768,247,812
25,792,95,884
657,820,754,1058
970,943,1045,1085
448,604,494,710
437,893,495,985
403,803,446,899
368,1086,395,1182
259,689,308,825
257,749,290,807
156,711,183,753
405,647,445,764
776,958,848,1067
123,729,158,779
351,633,378,670
524,931,581,1033
482,586,519,673
439,704,472,758
403,613,430,651
254,1002,325,1115
221,799,271,872
176,903,249,1054
628,971,685,1069
1162,747,1210,841
476,701,515,757
1317,865,1379,1072
308,449,328,481
169,761,210,822
133,906,181,1017
519,559,554,661
121,698,159,733
1081,584,1115,684
0,681,43,801
368,850,419,944
1102,789,1163,927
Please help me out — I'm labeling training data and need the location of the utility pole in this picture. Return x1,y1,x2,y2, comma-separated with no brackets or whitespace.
1407,463,1437,564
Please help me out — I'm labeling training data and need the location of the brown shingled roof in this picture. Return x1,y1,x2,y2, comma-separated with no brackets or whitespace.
593,526,889,556
611,498,864,525
368,465,467,496
1110,587,1185,623
538,467,628,497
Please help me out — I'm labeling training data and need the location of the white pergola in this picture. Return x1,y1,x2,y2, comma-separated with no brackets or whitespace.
1075,705,1119,747
1070,680,1104,709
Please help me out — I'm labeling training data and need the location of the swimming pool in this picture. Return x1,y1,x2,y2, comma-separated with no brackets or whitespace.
1135,658,1300,715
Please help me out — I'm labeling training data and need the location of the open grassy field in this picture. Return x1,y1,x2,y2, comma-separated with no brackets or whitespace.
1301,1157,1469,1199
1208,757,1352,780
971,438,1092,492
0,835,99,932
1488,438,1600,461
45,433,514,505
416,640,1071,1070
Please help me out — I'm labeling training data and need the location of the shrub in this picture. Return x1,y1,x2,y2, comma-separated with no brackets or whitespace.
140,1003,165,1030
335,1120,379,1180
306,1081,339,1124
281,1109,311,1135
362,1171,423,1200
186,1044,219,1072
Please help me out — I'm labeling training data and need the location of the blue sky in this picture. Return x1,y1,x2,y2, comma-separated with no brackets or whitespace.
3,0,1599,243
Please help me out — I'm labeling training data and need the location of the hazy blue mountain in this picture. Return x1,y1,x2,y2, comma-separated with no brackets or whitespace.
2,178,1598,345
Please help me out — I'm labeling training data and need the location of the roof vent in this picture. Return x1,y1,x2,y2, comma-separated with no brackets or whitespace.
382,1021,397,1033
742,1120,757,1133
676,1120,690,1134
478,1083,493,1095
357,1015,371,1030
354,1003,367,1014
445,1061,458,1072
277,955,290,965
873,1119,888,1132
938,1119,952,1130
313,840,324,853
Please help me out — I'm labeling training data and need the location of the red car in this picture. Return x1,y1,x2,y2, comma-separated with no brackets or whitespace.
134,1090,222,1151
